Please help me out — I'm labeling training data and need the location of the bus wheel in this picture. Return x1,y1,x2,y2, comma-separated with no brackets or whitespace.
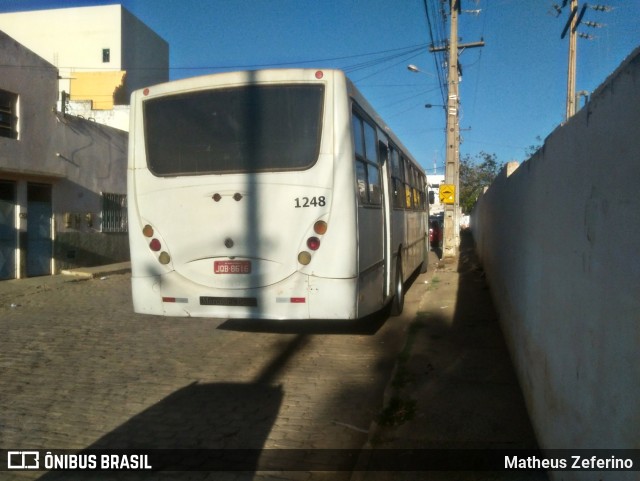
391,259,404,316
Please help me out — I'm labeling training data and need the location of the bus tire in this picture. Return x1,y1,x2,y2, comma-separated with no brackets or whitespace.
391,258,404,316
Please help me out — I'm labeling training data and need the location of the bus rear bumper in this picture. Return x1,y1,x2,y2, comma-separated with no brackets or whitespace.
131,272,358,320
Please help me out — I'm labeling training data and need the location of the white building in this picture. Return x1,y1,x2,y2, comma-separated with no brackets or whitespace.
0,4,168,131
427,174,445,216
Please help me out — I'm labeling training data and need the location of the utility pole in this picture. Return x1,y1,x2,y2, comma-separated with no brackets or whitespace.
564,0,579,119
443,0,459,260
430,0,484,259
558,0,609,120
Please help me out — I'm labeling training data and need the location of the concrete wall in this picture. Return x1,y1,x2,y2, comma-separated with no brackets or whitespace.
471,47,640,480
0,32,61,177
121,7,169,94
0,31,129,278
66,101,130,132
0,5,168,107
52,113,129,272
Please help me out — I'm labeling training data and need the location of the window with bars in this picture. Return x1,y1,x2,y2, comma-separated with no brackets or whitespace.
0,89,18,140
101,193,128,233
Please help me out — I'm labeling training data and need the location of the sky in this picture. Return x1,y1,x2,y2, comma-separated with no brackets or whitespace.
1,0,639,174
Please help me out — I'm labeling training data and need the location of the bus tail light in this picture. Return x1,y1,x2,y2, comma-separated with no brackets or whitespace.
298,219,327,266
298,251,312,265
314,220,327,235
149,238,162,251
307,237,320,251
142,224,171,266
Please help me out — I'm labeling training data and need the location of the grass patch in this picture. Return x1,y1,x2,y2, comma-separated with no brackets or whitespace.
391,364,414,389
426,275,440,291
377,396,417,426
377,320,425,426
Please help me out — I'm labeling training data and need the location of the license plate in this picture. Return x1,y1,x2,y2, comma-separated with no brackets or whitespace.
200,296,257,307
214,260,251,274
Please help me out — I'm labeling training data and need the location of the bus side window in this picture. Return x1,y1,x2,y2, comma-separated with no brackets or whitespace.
390,147,403,209
363,121,381,205
402,156,412,208
352,113,368,204
352,115,365,158
368,164,381,204
363,122,378,163
355,161,368,204
353,109,382,206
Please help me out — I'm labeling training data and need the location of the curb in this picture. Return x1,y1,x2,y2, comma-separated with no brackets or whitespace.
350,250,442,480
61,262,131,279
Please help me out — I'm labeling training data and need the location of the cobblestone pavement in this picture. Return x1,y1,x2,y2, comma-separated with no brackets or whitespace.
0,270,426,481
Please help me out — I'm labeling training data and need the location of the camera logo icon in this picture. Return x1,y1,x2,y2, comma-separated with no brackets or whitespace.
7,451,40,470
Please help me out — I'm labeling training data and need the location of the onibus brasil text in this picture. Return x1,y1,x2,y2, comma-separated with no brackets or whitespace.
10,452,152,470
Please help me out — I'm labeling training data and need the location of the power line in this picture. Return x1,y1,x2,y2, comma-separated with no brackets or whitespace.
348,49,426,82
0,42,431,74
423,0,448,106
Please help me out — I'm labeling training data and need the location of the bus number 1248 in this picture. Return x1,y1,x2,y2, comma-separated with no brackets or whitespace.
294,196,326,208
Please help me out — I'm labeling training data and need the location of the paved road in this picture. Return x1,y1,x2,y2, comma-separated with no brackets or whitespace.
0,270,427,480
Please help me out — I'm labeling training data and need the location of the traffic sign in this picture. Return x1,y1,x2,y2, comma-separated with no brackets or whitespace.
439,184,455,205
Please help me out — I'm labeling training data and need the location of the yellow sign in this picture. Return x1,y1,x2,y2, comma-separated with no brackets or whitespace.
439,184,455,205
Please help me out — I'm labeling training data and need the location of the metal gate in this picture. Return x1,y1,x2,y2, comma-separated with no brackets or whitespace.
26,183,52,277
0,180,16,280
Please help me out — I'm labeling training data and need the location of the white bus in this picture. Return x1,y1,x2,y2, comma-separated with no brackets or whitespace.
128,69,429,320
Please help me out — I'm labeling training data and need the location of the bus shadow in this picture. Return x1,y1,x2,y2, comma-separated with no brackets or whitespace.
218,269,423,336
217,311,388,335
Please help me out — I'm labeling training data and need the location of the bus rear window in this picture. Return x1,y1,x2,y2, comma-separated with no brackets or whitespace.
144,84,324,176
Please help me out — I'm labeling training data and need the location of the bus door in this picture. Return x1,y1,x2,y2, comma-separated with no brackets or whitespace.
378,140,392,300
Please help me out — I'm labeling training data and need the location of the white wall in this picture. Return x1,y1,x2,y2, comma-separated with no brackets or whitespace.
471,47,640,480
0,6,122,95
427,174,445,215
67,101,130,132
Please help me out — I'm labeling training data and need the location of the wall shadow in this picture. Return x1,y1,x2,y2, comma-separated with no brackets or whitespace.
374,230,542,452
448,230,541,449
353,230,547,477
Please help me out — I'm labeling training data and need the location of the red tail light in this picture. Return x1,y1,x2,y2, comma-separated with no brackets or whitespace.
307,237,320,251
149,238,162,251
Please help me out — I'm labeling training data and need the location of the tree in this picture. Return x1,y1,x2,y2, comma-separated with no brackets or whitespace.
459,151,503,213
525,135,544,159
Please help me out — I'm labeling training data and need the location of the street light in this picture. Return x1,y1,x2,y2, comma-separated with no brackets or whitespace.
407,64,435,77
